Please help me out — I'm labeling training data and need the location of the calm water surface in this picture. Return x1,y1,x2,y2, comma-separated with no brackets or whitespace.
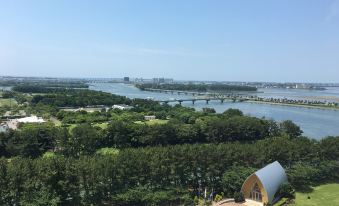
90,83,339,139
258,88,339,102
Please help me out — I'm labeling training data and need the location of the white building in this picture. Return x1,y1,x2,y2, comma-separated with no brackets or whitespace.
17,116,45,123
112,104,134,110
3,116,46,130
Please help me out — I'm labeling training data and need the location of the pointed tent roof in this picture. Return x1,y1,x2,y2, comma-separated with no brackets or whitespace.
254,161,287,203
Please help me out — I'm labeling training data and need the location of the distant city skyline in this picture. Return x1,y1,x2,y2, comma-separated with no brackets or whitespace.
1,0,339,83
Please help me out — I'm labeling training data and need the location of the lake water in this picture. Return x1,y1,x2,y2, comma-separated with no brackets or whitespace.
89,83,339,139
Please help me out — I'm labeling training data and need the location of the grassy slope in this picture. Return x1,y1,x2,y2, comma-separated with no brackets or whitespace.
291,184,339,206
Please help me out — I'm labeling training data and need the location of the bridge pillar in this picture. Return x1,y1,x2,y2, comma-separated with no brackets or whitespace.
178,100,183,105
220,99,224,103
206,99,210,104
192,100,195,105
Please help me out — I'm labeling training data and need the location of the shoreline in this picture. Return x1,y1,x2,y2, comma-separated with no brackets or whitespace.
247,100,339,111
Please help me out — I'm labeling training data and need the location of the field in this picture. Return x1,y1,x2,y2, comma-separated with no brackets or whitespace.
0,98,17,107
291,183,339,206
135,119,169,125
65,122,109,131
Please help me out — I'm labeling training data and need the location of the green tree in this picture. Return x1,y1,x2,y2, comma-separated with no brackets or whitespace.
223,108,243,117
280,120,303,138
287,163,318,191
69,124,102,156
222,166,255,197
6,125,57,158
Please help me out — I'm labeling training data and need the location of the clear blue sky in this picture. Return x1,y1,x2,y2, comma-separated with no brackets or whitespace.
0,0,338,82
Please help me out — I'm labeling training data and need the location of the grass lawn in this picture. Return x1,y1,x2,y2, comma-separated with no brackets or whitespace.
93,122,109,129
135,119,169,125
291,183,339,206
65,122,109,131
274,198,288,206
0,98,17,107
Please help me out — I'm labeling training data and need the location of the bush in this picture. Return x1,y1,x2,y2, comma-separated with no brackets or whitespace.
214,194,223,202
223,108,243,117
278,182,295,199
193,196,199,205
233,192,245,203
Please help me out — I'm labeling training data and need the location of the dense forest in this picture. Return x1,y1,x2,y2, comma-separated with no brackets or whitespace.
0,132,338,205
136,83,257,92
1,82,338,205
10,85,130,107
30,90,131,107
12,85,72,93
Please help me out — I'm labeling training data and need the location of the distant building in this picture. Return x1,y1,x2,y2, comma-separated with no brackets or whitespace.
144,115,156,121
1,115,45,131
6,119,19,130
124,77,130,82
241,161,287,205
112,104,134,110
17,116,45,123
152,77,173,84
164,78,174,84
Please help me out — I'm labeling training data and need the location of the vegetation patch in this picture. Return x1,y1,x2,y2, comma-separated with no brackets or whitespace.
135,119,169,125
0,98,17,107
291,184,339,206
93,122,109,129
96,147,119,156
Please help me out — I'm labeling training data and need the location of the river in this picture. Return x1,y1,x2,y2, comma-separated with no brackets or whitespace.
89,83,339,139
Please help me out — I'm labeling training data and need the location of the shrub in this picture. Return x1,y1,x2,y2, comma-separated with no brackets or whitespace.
233,192,245,203
278,182,295,199
214,194,223,202
193,196,199,205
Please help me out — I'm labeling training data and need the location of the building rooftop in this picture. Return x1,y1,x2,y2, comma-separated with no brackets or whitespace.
17,116,45,123
254,161,287,203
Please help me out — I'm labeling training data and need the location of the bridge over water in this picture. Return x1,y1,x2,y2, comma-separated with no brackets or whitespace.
143,88,256,104
142,88,257,96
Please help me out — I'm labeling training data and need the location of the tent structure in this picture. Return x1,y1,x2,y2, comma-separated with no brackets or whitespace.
241,161,287,204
